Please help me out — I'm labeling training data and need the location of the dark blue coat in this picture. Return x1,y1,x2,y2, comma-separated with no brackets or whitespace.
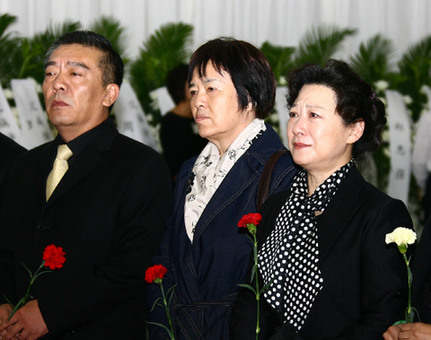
148,124,297,340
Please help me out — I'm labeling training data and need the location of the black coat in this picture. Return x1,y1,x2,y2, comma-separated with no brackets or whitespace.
0,122,172,339
231,166,413,340
412,217,431,323
0,132,26,184
147,124,297,340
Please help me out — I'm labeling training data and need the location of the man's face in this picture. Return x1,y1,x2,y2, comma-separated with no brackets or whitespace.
43,44,117,141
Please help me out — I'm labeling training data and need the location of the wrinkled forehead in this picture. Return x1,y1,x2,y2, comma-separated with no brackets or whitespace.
45,44,104,68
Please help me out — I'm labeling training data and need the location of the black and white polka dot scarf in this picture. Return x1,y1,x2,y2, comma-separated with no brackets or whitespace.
258,160,353,331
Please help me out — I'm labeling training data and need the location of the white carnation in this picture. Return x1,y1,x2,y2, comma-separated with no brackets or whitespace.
420,85,431,96
385,227,416,246
3,88,13,99
375,80,389,91
403,95,413,105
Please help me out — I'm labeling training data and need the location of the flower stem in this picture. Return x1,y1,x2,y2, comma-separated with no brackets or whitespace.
8,262,45,320
403,253,413,322
159,281,175,340
253,232,260,340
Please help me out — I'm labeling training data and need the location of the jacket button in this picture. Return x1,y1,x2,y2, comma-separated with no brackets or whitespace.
36,225,49,231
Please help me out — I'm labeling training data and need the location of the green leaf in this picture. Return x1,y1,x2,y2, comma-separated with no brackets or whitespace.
129,22,193,125
21,262,33,279
412,306,421,322
291,25,356,70
395,35,431,122
167,284,177,305
350,34,394,85
150,296,162,312
146,321,174,339
260,41,295,83
90,16,128,65
238,283,257,295
0,13,21,87
15,20,81,85
0,13,17,37
250,263,256,284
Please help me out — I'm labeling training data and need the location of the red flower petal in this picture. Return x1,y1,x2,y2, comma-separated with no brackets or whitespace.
237,213,262,228
145,264,168,283
43,244,66,270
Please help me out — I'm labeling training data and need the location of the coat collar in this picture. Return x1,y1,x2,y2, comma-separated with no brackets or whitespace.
258,166,368,264
191,124,285,241
316,166,368,263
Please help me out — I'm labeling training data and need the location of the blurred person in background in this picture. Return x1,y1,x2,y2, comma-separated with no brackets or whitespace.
160,63,206,181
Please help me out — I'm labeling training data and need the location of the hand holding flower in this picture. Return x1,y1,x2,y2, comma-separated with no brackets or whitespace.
4,244,66,321
0,299,48,340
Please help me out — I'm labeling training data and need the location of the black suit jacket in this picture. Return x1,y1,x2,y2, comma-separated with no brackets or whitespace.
231,166,413,340
412,216,431,323
0,121,172,339
0,132,26,184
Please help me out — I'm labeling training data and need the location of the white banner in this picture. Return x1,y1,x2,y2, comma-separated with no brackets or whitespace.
386,90,411,204
114,80,160,152
0,86,22,144
11,78,52,149
412,86,431,191
150,86,174,117
275,86,289,148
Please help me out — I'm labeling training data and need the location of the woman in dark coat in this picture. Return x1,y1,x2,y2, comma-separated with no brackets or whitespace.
146,38,297,339
230,59,413,339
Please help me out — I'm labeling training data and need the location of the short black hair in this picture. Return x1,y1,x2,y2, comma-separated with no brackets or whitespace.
45,30,124,88
166,64,189,104
188,38,276,119
287,59,386,156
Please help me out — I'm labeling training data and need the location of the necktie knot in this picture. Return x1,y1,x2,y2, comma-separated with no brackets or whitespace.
57,144,73,161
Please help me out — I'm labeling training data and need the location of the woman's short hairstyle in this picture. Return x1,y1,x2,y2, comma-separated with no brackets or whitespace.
188,38,276,119
287,59,386,156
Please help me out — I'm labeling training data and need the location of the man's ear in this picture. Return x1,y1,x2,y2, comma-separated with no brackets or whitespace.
347,119,365,144
102,84,120,108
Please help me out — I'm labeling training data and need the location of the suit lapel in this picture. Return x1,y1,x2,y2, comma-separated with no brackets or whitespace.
45,123,116,206
192,152,263,241
46,147,103,205
316,167,368,263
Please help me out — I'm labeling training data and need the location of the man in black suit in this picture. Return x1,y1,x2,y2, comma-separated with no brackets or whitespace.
0,31,171,339
0,132,25,184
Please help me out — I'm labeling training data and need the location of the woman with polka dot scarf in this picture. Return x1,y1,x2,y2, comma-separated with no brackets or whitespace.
230,59,413,339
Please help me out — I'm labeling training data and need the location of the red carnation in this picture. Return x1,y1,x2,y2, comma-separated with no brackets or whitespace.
145,264,168,284
43,244,66,270
238,213,262,228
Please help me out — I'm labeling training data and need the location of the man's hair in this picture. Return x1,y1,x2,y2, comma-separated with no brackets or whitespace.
45,30,124,87
166,64,189,105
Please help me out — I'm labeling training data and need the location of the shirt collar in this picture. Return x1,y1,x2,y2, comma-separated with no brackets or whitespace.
54,118,114,159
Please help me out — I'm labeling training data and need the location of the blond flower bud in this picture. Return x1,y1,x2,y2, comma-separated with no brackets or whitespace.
385,227,416,247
